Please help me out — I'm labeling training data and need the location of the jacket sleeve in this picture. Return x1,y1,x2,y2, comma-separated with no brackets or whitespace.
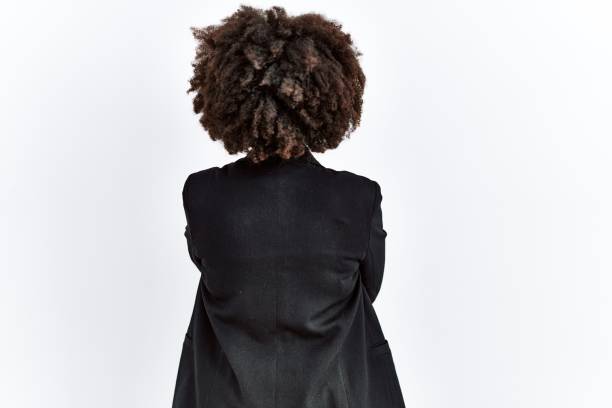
184,225,200,268
182,174,206,275
359,181,387,303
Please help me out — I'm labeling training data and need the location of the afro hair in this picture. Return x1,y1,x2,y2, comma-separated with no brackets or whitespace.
187,5,366,163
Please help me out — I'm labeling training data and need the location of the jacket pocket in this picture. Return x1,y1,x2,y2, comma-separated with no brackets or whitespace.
367,340,406,408
370,339,391,357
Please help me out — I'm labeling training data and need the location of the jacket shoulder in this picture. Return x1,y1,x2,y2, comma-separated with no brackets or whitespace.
324,168,381,196
183,156,250,192
182,166,221,199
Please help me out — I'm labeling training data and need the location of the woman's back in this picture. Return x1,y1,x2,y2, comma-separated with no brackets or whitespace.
172,149,405,407
173,5,406,406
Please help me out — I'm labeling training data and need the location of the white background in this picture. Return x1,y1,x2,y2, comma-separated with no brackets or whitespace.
1,1,611,407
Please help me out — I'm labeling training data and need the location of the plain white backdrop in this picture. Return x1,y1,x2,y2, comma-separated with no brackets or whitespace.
1,1,611,407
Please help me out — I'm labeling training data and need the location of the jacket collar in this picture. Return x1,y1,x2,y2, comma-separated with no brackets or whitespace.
242,146,322,168
293,146,322,167
237,145,323,170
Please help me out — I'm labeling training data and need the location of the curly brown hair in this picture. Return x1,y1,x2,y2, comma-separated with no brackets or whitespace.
187,5,366,163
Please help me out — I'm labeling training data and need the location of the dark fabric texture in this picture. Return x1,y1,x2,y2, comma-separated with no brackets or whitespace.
172,148,406,408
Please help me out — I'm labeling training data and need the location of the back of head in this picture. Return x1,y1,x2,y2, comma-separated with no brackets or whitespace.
187,5,366,164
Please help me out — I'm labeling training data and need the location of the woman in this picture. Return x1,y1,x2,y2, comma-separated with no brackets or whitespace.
172,6,406,408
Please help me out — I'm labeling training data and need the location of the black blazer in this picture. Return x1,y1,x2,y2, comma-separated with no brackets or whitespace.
172,147,406,408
